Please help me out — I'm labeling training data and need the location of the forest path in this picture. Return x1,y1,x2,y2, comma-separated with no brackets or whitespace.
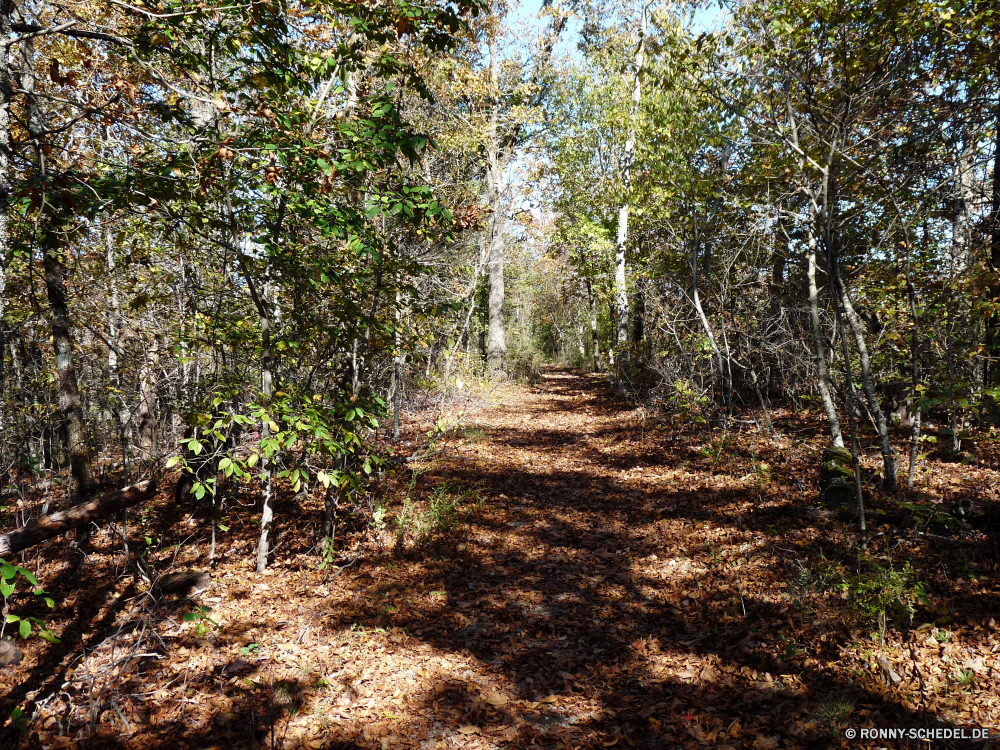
21,370,995,750
365,367,982,749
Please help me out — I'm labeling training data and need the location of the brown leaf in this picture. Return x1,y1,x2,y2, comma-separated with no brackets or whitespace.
876,654,902,684
485,691,509,707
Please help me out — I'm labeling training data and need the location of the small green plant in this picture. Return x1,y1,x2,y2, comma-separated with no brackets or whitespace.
0,559,59,643
934,629,952,644
700,432,732,465
778,632,803,661
9,706,28,735
240,642,260,655
371,505,388,531
419,482,466,538
953,668,975,687
456,425,488,442
897,498,953,531
844,558,919,631
670,378,709,424
813,694,856,728
394,498,418,551
753,461,773,486
794,552,845,591
184,605,221,638
318,536,337,571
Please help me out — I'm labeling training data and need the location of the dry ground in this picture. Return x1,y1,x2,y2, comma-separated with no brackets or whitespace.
3,369,1000,749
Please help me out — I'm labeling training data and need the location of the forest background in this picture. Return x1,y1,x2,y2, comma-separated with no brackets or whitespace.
1,0,1000,745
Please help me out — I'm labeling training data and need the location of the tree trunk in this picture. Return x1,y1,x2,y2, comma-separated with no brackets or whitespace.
989,64,1000,383
770,212,787,319
43,241,98,507
948,130,975,276
613,2,647,386
485,31,506,369
0,480,156,556
834,300,866,547
221,175,277,572
393,289,402,441
614,201,630,354
0,0,11,439
830,240,897,489
586,277,599,371
631,287,644,347
19,10,98,516
137,336,160,458
256,313,275,574
806,231,844,448
486,215,506,366
906,269,921,488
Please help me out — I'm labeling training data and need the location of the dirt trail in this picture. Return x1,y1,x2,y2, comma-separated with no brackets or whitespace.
9,369,1000,749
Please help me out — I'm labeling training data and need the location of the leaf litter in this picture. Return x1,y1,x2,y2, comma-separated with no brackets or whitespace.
2,369,1000,749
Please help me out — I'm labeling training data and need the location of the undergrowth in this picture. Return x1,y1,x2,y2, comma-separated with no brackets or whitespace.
795,553,926,632
382,470,476,555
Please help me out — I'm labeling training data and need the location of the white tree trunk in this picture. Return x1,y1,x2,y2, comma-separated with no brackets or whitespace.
614,3,647,357
806,231,844,448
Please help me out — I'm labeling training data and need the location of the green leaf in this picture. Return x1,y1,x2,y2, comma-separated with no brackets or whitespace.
19,620,30,639
1,562,16,581
0,580,14,598
165,456,181,469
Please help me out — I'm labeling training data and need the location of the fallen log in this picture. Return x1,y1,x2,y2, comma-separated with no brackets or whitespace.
0,479,157,557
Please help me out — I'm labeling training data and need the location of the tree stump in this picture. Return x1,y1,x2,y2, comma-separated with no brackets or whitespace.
820,446,857,511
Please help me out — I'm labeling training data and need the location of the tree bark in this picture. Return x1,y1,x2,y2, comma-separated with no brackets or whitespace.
136,336,160,458
221,176,275,573
18,7,98,512
256,310,274,574
0,0,11,439
946,126,975,276
0,480,157,556
586,277,599,371
829,239,897,488
907,275,921,488
989,63,1000,384
806,230,844,447
42,240,98,506
613,2,647,386
393,288,402,441
485,30,506,368
834,298,866,547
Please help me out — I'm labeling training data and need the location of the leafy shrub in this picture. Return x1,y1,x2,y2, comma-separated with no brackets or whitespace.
390,479,474,554
847,559,920,630
419,482,466,538
0,560,58,643
795,554,925,632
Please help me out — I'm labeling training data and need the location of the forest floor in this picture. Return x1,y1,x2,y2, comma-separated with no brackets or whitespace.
3,369,1000,750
